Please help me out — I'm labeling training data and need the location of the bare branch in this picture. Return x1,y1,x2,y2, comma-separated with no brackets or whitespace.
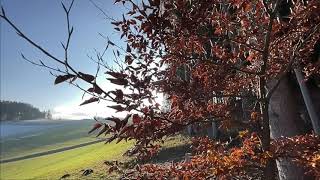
62,0,75,73
0,5,121,103
202,57,259,75
262,0,271,16
230,39,263,53
94,53,101,81
21,53,65,74
89,0,116,21
1,6,6,17
0,13,65,65
260,15,275,75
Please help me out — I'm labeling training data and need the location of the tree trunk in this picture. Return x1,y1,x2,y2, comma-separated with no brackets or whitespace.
260,78,276,180
268,75,310,180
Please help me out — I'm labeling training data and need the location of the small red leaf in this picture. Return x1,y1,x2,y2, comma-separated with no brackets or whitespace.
125,55,133,65
107,78,129,86
96,124,110,137
106,134,117,143
108,40,115,46
132,114,141,124
94,85,103,94
80,97,99,106
105,117,121,125
108,105,125,112
111,21,121,26
134,15,144,21
54,74,76,85
88,85,103,95
114,89,124,101
105,71,127,79
126,44,131,53
88,123,102,134
79,72,95,82
87,87,94,92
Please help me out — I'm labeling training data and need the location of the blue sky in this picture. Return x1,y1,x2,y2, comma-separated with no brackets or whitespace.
1,0,127,119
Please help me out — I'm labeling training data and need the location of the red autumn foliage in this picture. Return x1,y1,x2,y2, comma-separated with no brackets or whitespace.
124,134,319,179
1,0,319,179
100,0,319,178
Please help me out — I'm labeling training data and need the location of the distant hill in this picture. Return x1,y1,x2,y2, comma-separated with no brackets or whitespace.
0,101,51,121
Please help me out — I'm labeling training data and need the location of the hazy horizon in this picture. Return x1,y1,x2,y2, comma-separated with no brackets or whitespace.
0,0,128,119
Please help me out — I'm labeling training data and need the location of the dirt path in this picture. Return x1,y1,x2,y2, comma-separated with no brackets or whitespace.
0,139,105,164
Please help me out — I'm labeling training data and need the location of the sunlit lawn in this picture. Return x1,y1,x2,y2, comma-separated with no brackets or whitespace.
0,119,135,179
0,141,134,180
0,119,190,180
1,120,94,159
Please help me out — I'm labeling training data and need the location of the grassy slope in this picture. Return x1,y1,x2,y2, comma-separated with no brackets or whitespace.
1,120,94,159
64,134,191,180
0,141,134,180
1,122,190,180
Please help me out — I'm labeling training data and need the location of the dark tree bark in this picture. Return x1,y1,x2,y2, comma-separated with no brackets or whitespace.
268,74,313,180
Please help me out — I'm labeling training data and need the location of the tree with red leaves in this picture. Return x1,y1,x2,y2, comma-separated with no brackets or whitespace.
1,0,320,179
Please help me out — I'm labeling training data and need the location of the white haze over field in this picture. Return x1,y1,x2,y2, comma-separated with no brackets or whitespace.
52,80,164,120
52,101,114,120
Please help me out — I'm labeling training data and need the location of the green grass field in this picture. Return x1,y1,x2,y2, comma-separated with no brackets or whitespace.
1,119,190,180
0,140,134,180
1,120,94,159
0,120,135,180
0,136,190,180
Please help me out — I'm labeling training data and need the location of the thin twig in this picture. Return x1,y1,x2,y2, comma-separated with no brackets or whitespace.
230,39,263,53
0,4,118,102
88,0,116,21
21,53,66,74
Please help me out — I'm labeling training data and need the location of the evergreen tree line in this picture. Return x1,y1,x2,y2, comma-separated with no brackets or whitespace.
0,101,51,121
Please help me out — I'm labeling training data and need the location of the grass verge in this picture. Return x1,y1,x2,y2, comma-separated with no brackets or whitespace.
1,120,94,159
1,134,191,180
0,141,134,180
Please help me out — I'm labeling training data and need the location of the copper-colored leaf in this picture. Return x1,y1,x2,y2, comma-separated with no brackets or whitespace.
105,71,127,79
54,74,76,85
108,105,125,112
88,123,102,134
96,124,109,137
125,55,133,65
126,44,131,53
80,97,99,106
107,78,128,86
79,72,95,82
88,85,103,95
132,114,141,124
105,117,121,124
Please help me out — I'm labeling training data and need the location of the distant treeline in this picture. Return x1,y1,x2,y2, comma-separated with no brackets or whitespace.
0,101,52,121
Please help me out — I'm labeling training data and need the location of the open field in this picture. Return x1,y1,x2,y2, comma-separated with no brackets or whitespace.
0,135,190,179
0,141,134,180
63,135,192,180
0,120,95,159
0,119,191,179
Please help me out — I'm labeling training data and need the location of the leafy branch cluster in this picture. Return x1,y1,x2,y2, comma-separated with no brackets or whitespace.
124,134,319,179
1,0,319,179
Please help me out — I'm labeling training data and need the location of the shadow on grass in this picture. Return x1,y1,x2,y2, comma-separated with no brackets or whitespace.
143,144,191,164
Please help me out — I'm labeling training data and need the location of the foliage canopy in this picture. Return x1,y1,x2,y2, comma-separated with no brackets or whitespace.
1,0,320,179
